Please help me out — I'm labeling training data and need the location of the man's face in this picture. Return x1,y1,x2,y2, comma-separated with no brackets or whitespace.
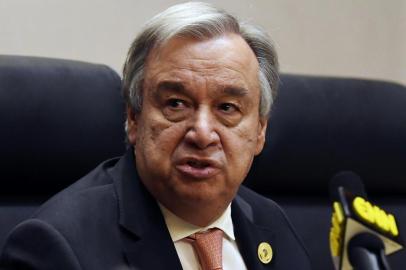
127,33,267,221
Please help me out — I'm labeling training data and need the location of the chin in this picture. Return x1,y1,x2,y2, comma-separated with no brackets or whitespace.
173,184,230,204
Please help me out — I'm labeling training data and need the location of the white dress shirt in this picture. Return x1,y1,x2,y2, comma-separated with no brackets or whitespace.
158,203,247,270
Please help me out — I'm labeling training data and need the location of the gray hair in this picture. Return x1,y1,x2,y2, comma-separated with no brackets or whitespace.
122,1,278,121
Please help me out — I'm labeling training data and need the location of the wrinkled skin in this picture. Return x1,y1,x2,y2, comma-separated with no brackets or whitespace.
127,33,267,226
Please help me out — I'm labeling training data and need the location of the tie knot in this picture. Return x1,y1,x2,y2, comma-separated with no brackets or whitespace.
188,228,224,270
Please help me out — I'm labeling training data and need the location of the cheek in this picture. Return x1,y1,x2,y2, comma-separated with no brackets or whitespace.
222,122,259,175
225,123,259,154
137,116,186,161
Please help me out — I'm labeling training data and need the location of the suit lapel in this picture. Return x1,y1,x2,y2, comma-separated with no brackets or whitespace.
232,195,278,270
111,149,183,270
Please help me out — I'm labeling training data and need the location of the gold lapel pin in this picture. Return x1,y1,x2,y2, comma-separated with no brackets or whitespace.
258,242,273,264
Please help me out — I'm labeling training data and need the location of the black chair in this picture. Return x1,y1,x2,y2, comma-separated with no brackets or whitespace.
0,55,126,247
245,74,406,269
1,55,405,269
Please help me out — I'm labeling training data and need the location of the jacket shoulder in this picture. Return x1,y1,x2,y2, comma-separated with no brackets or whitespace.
0,219,82,269
34,157,120,222
1,157,125,269
237,185,290,222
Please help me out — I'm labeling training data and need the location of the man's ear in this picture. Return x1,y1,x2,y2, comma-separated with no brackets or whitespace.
126,106,138,146
255,117,268,155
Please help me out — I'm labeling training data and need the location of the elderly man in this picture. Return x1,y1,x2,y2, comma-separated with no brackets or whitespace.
0,2,312,270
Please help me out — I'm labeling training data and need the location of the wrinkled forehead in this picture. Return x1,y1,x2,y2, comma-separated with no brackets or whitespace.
142,35,261,100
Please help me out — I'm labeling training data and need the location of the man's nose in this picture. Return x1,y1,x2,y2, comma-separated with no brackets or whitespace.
184,107,220,149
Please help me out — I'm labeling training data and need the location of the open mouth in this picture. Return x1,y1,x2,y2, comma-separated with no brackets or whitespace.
187,160,210,169
176,158,220,179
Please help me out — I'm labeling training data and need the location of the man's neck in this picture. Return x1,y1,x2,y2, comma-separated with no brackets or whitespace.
158,199,230,227
158,202,235,241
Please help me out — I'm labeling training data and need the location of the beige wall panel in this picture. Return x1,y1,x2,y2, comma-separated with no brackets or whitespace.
0,0,405,85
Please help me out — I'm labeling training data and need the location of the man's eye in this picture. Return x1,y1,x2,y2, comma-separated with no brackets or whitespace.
167,99,186,109
218,103,238,113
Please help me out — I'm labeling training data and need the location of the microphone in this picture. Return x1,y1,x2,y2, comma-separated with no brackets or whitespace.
328,171,403,270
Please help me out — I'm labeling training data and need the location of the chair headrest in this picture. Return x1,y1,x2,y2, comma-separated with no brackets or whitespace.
246,74,406,197
0,55,126,196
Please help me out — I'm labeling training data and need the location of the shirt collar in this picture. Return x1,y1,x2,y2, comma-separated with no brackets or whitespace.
158,203,235,242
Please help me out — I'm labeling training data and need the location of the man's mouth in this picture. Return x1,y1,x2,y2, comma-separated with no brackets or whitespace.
176,158,221,179
187,160,210,168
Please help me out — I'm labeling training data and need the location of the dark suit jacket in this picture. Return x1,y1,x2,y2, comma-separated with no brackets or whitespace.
0,149,312,270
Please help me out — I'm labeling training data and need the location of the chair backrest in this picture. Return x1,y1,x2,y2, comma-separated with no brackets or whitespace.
245,74,406,269
0,55,125,246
